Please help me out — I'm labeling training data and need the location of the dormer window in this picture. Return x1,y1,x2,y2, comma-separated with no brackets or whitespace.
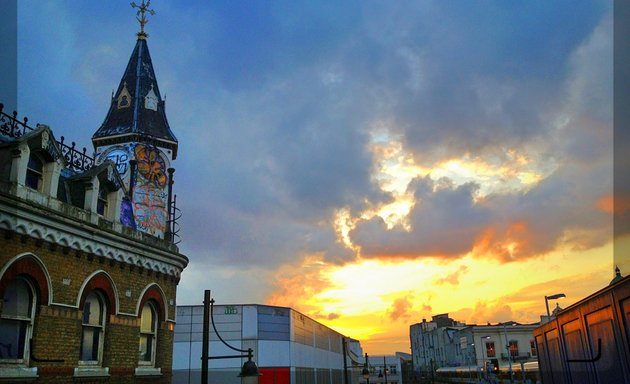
144,84,158,111
97,187,108,216
117,82,132,109
25,154,43,191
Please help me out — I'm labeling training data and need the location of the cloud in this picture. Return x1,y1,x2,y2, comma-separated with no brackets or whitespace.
327,313,340,321
452,302,514,326
16,1,615,351
436,265,469,285
266,254,334,311
387,295,413,321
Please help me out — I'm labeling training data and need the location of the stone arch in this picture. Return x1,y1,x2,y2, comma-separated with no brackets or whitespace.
76,270,119,315
0,252,52,306
136,283,167,322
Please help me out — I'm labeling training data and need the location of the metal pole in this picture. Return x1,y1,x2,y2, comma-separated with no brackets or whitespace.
479,336,484,383
202,290,211,384
342,338,349,384
503,324,513,383
383,356,388,384
545,296,551,318
366,353,370,384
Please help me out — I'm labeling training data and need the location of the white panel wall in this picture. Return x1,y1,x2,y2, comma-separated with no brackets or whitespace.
242,305,258,339
259,340,291,367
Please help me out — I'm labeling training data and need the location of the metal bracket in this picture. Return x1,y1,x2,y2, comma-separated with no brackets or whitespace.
566,338,601,363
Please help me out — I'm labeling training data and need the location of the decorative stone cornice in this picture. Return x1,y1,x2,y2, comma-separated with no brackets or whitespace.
0,184,187,278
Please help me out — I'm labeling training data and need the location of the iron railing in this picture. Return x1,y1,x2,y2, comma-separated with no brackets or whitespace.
1,102,181,243
0,103,94,172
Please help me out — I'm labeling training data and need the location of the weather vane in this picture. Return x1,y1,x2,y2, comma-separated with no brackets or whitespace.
131,0,155,39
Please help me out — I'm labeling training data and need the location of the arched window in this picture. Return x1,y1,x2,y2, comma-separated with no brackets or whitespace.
0,277,35,362
80,291,106,363
138,301,157,365
25,154,43,191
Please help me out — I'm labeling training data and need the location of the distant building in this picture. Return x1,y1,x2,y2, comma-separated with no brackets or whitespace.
0,6,188,383
409,314,538,378
360,354,406,384
173,304,364,384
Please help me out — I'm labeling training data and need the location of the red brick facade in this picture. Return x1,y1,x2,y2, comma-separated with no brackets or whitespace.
0,231,184,383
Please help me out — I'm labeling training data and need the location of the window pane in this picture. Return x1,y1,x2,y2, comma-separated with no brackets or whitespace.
0,319,28,359
80,327,100,361
139,334,154,361
83,293,103,326
25,171,41,190
2,279,32,318
141,304,155,332
27,155,43,172
26,155,43,190
486,342,496,357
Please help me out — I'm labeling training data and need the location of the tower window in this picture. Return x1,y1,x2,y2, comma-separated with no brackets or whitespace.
0,277,35,362
80,291,106,363
25,154,43,191
139,302,157,365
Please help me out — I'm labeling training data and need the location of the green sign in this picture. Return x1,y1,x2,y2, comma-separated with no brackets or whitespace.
224,306,238,315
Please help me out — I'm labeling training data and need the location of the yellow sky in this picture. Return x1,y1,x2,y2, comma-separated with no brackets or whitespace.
267,241,612,355
266,126,614,355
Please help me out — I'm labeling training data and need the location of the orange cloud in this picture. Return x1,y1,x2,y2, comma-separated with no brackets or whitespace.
387,295,413,321
452,302,514,325
436,265,469,285
597,193,630,215
472,221,532,262
267,255,333,312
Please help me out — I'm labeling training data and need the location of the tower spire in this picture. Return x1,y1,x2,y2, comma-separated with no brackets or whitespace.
131,0,155,39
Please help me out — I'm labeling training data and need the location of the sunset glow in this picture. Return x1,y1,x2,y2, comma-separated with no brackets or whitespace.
269,241,612,354
16,1,616,358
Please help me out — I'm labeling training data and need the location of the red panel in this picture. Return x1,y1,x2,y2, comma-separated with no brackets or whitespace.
259,367,290,384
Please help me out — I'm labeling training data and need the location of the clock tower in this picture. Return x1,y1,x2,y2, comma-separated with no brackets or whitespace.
92,1,178,241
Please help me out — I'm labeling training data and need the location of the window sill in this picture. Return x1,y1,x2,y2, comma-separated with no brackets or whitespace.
73,367,110,377
0,367,38,381
135,367,162,377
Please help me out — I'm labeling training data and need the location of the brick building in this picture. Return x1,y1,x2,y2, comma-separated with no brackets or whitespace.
0,5,188,383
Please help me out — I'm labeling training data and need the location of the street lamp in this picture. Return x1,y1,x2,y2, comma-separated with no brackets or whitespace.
545,293,566,317
502,324,514,384
468,343,475,382
201,290,260,384
377,356,388,384
362,353,371,384
478,335,491,381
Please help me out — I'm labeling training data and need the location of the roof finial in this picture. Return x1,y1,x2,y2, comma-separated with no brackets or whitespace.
131,0,155,40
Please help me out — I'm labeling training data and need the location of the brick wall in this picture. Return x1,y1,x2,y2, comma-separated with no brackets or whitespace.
0,232,180,383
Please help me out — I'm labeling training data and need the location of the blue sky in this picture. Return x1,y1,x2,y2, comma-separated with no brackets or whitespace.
14,1,616,353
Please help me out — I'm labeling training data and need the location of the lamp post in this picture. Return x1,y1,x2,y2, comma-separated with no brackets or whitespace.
478,335,491,382
502,324,513,384
201,290,260,384
544,293,566,317
377,356,388,384
362,353,370,384
468,343,475,382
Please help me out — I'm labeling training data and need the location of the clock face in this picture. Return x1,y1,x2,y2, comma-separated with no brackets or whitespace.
104,148,131,176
